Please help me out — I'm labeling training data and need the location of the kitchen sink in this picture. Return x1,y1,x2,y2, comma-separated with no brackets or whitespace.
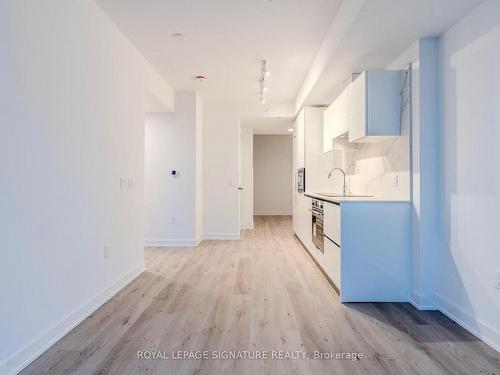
316,193,374,198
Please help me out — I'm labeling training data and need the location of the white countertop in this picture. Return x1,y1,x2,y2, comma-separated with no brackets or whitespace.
305,192,410,204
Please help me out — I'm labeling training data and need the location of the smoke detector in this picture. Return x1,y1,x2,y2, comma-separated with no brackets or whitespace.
171,32,185,40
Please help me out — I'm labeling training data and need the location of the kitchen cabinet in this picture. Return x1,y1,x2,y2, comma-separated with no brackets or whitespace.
348,70,401,143
303,196,411,303
294,110,305,169
323,85,350,152
324,202,341,246
323,202,341,290
323,101,335,152
323,237,341,289
293,108,324,241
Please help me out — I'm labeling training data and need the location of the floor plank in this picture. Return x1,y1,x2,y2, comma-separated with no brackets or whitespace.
21,216,500,375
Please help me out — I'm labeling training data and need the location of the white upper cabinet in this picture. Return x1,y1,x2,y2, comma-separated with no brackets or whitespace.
323,85,350,152
294,110,305,169
348,70,401,143
338,84,350,136
323,100,336,152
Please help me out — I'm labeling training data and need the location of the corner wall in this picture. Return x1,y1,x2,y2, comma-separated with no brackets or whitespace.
203,101,294,238
436,0,500,351
144,92,203,246
240,126,254,229
0,1,173,373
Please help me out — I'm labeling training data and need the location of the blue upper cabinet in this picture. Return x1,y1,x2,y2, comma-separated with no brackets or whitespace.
348,70,401,143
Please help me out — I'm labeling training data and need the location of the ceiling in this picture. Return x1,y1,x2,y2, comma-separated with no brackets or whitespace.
97,0,341,102
297,0,485,108
98,0,484,110
241,117,294,135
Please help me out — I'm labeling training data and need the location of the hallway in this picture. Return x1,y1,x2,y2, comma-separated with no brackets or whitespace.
22,216,500,375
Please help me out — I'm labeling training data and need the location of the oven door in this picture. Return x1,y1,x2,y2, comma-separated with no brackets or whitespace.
311,209,324,253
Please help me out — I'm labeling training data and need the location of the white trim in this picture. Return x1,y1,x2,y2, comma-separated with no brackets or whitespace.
253,211,292,216
241,224,254,230
0,264,145,375
144,238,201,247
410,291,436,310
434,293,500,353
203,233,241,240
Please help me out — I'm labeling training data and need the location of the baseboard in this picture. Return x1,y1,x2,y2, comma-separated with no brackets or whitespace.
254,211,292,216
144,238,201,247
240,224,254,230
203,233,241,240
410,291,436,310
434,293,500,353
0,264,145,375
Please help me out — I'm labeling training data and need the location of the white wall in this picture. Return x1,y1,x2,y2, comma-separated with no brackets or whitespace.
407,39,441,310
144,92,203,246
253,135,293,215
240,126,254,229
0,1,173,373
436,0,500,351
203,101,294,239
195,95,204,241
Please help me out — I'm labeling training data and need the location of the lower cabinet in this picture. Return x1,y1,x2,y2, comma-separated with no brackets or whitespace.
293,194,313,249
323,202,341,290
324,202,341,245
295,197,411,302
323,236,341,289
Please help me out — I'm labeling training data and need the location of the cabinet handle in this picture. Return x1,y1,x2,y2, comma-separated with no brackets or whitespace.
324,234,340,248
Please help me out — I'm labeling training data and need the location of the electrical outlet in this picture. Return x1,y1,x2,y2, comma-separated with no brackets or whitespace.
104,245,111,259
394,174,400,189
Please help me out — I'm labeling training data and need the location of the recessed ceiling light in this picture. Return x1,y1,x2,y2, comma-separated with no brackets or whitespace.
171,32,185,40
263,87,268,93
194,75,207,82
288,128,294,132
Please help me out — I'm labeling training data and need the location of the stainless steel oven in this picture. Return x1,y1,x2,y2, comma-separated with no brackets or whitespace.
311,199,324,253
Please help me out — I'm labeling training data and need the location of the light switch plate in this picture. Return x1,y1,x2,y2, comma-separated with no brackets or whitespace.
127,178,134,189
120,177,128,190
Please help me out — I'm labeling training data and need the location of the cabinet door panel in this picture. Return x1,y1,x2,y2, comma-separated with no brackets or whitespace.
348,72,366,142
323,105,334,152
324,237,341,289
337,86,350,136
295,111,305,168
324,202,341,246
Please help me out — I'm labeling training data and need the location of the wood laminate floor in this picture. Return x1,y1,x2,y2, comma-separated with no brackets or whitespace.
22,216,500,375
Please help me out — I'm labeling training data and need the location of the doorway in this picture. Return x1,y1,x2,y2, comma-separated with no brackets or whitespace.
239,117,294,230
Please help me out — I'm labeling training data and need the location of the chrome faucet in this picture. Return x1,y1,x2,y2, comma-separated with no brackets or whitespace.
328,168,348,196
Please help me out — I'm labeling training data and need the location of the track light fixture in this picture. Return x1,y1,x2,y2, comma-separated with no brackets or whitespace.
259,60,270,104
